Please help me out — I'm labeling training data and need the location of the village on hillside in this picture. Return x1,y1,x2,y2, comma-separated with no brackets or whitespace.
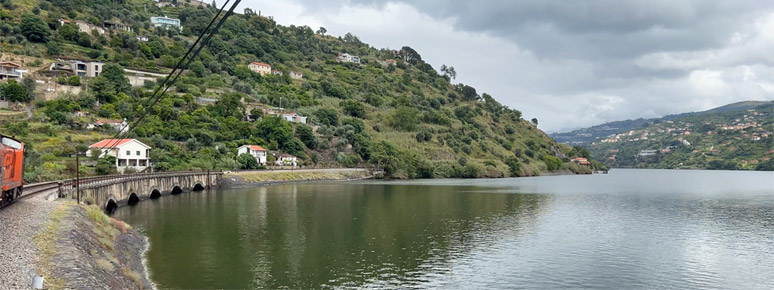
588,105,774,170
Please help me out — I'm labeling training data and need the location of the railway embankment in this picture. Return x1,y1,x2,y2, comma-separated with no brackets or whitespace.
0,195,57,289
33,201,153,290
221,168,373,188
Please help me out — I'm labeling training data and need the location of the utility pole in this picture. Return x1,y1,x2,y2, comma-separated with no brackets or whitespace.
76,153,80,204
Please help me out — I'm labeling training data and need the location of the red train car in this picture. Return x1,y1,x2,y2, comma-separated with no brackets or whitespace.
0,134,24,206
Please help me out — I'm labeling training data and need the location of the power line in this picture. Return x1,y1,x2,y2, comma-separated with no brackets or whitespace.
102,0,240,150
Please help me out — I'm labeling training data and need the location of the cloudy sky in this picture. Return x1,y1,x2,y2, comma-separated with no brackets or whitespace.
239,0,774,132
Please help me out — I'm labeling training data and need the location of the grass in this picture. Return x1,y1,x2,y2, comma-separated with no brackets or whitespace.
122,267,144,289
95,258,115,272
229,169,369,183
33,202,72,290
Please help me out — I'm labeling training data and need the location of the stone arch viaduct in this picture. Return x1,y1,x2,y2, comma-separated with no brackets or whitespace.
60,171,222,213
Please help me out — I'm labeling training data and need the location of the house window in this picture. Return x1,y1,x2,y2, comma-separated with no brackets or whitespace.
136,151,141,156
126,150,131,156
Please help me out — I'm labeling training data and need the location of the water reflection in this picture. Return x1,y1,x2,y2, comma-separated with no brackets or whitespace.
113,169,774,289
115,183,547,289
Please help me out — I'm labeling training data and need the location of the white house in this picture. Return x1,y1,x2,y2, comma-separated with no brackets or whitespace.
150,16,181,29
281,113,307,124
248,62,271,76
274,153,298,167
87,139,151,173
237,145,267,165
336,53,360,64
88,119,129,133
289,71,303,80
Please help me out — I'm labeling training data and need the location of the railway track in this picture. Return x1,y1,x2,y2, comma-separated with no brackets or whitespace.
0,181,60,210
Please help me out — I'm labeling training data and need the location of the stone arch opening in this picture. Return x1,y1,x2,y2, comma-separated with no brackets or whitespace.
150,189,161,199
128,193,140,206
171,186,183,195
192,183,205,191
105,199,118,214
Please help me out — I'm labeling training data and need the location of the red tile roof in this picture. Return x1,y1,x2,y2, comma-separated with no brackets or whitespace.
89,139,134,148
248,145,265,151
251,62,271,67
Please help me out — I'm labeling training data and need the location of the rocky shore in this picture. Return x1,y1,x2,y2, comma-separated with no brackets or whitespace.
33,202,153,290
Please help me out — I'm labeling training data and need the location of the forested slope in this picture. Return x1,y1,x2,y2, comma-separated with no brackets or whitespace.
0,0,602,180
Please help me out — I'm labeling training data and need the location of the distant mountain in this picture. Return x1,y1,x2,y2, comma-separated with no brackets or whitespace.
584,101,774,170
550,101,773,145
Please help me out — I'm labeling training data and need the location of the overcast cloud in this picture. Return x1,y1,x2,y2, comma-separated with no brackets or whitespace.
240,0,774,132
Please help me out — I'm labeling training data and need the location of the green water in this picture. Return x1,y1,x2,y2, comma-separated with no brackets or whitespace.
113,169,774,289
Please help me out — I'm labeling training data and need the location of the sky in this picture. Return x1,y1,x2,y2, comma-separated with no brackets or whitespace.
238,0,774,132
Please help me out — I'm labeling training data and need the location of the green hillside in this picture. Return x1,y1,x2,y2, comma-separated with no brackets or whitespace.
587,101,774,170
0,0,604,181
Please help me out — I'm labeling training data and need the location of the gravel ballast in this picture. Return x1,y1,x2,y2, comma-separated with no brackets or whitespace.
0,196,58,289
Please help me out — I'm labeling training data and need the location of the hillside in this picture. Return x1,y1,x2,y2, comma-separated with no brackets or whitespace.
585,101,774,170
550,101,772,145
0,0,604,181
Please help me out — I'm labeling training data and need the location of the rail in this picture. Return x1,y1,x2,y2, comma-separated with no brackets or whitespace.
59,170,221,191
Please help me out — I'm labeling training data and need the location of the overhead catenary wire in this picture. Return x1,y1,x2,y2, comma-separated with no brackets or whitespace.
101,0,240,150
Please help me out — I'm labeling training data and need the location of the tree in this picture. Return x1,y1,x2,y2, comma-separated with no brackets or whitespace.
340,99,366,118
296,124,318,149
237,153,260,169
1,80,29,102
391,107,420,131
400,46,422,65
458,84,478,101
505,156,522,177
95,156,117,175
440,64,456,80
21,77,36,100
316,27,327,35
89,77,116,104
101,63,131,94
542,155,562,171
46,41,62,56
531,118,538,126
314,108,339,126
20,13,49,43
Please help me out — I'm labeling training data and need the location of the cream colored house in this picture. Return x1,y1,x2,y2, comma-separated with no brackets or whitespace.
248,62,271,76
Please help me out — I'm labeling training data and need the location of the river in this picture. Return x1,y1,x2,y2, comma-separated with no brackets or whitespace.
113,169,774,289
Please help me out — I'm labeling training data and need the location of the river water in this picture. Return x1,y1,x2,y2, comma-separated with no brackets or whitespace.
113,169,774,289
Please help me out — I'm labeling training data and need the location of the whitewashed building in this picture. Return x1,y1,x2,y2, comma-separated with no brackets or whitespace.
150,16,181,29
237,145,267,165
274,153,298,167
88,119,129,133
289,71,303,79
87,139,151,173
336,53,360,64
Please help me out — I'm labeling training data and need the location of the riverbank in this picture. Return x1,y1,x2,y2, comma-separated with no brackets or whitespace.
221,168,372,188
33,201,153,289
